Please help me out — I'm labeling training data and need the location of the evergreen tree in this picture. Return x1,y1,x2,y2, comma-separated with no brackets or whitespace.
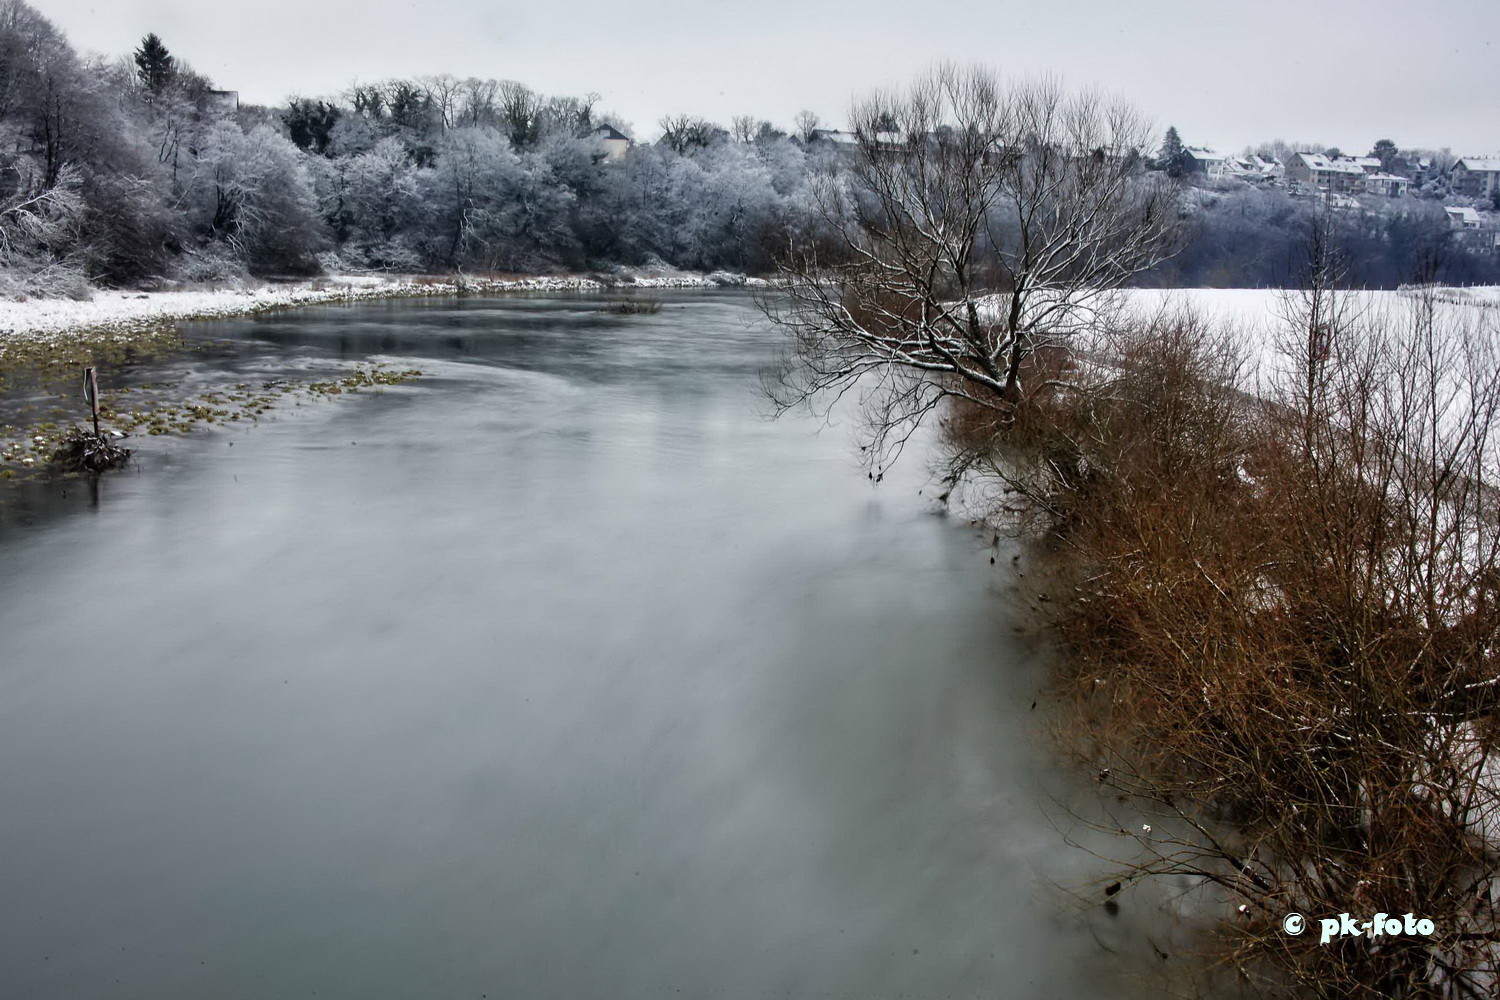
285,99,342,156
1159,125,1186,178
1372,138,1399,172
133,33,175,96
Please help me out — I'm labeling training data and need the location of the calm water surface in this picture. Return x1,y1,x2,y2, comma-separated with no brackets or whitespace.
0,293,1153,999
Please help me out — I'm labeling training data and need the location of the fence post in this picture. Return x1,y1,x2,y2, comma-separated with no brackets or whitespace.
83,366,100,437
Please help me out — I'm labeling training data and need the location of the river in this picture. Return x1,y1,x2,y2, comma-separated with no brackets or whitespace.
0,291,1158,999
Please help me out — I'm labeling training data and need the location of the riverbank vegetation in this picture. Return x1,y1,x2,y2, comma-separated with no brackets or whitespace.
768,65,1500,998
988,282,1500,997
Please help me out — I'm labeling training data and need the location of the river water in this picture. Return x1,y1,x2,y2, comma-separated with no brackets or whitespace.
0,292,1156,999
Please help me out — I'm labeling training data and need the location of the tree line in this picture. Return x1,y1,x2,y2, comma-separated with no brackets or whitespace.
2,0,1496,299
0,2,821,296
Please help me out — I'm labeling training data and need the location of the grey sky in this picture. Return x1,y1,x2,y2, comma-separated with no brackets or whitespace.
38,0,1500,154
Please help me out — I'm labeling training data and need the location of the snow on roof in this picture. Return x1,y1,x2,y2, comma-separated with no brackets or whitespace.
1457,157,1500,172
1353,156,1381,169
809,129,858,145
1365,172,1407,183
1293,151,1366,175
809,128,904,148
1184,146,1226,162
1447,206,1482,224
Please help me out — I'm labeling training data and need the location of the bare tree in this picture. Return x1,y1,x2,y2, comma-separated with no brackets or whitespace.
497,80,541,146
791,109,821,144
656,114,723,154
420,73,462,132
764,65,1183,466
731,114,760,144
457,77,498,128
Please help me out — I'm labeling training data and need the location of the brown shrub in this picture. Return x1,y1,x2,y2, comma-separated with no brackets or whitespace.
983,291,1500,997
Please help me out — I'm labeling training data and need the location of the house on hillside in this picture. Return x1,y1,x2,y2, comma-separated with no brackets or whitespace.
1364,172,1410,197
1446,206,1482,230
1351,156,1382,174
1221,155,1263,179
1453,158,1500,199
807,128,858,149
1248,154,1283,180
1285,152,1366,192
1392,155,1437,184
1182,147,1272,181
807,128,904,154
591,123,631,161
1182,146,1227,175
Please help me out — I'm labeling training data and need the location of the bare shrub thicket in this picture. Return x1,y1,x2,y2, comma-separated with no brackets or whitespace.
983,285,1500,996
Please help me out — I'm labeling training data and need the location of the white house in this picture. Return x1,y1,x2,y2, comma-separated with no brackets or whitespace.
1446,206,1482,230
1364,172,1410,197
591,123,631,162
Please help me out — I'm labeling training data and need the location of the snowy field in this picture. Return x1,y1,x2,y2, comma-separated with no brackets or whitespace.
1119,286,1500,368
0,270,764,348
1123,285,1500,325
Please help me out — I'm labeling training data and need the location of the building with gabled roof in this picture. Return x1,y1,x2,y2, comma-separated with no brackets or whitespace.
1364,172,1410,197
591,123,631,161
1182,146,1227,175
1285,152,1367,192
1453,158,1500,199
1446,206,1482,229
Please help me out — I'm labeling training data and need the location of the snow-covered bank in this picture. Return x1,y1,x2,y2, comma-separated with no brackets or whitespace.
0,270,766,348
1119,285,1500,345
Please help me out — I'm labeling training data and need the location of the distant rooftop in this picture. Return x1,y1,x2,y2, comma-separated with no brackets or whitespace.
1293,152,1366,175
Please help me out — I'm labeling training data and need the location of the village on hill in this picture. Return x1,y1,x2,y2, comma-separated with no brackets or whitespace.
1162,132,1500,252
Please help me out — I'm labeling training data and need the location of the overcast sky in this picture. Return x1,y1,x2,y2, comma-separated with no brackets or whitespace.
37,0,1500,154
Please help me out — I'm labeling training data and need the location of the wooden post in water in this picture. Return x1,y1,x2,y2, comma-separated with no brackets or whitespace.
83,366,100,437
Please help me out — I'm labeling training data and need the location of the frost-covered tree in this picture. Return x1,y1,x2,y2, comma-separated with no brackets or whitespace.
1,2,178,288
0,171,86,296
312,135,422,267
417,127,577,271
183,122,326,272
